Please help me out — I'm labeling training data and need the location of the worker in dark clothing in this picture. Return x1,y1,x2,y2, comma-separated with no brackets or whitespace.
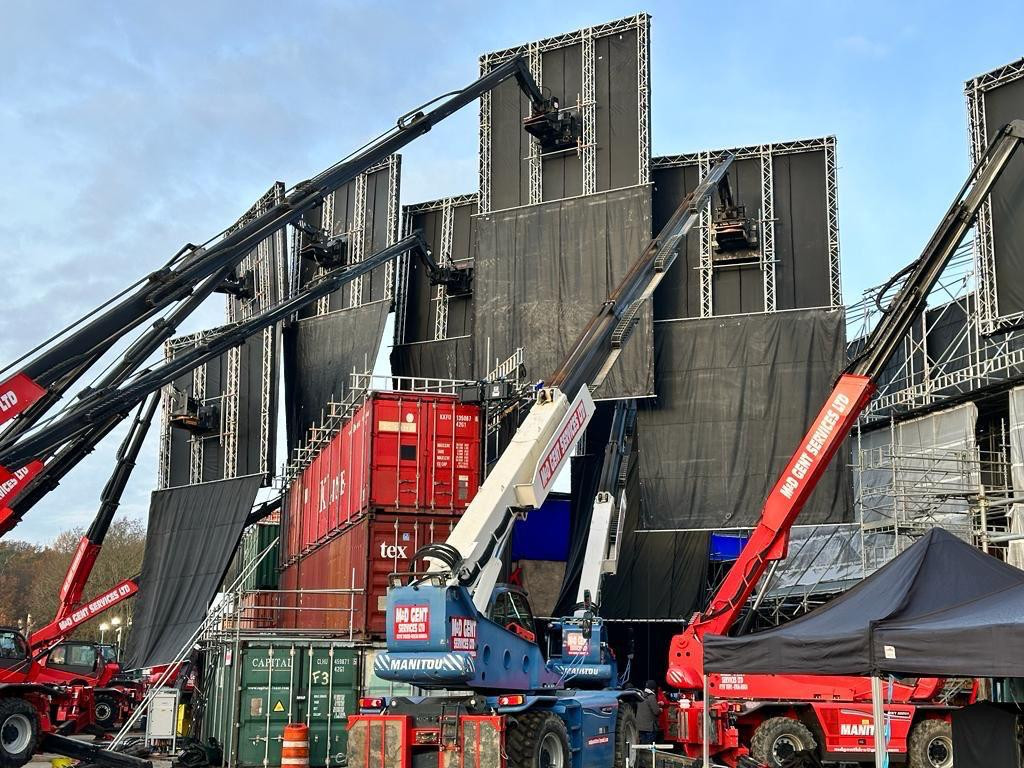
636,680,662,744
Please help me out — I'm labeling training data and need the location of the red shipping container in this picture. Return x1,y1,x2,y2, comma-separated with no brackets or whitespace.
278,512,459,638
282,392,481,562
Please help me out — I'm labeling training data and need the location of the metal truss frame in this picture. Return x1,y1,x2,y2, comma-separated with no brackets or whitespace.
478,13,652,213
697,153,714,318
396,193,479,346
654,136,842,316
581,30,597,197
824,136,842,308
760,145,777,313
348,172,368,308
433,197,456,341
315,191,336,316
965,57,1024,334
849,243,1024,422
383,154,402,300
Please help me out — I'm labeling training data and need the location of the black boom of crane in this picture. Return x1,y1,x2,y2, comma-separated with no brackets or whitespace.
0,55,561,535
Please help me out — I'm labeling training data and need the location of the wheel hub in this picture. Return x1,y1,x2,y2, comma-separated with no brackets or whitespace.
2,713,32,755
927,735,953,768
539,732,565,768
772,734,802,763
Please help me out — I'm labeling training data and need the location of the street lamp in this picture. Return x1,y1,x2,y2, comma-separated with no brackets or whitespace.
112,616,123,659
100,622,110,644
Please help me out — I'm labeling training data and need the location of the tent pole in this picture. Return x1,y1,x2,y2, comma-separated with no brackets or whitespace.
703,673,710,768
871,676,886,768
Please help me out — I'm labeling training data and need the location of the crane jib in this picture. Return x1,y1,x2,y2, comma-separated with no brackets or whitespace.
527,387,595,508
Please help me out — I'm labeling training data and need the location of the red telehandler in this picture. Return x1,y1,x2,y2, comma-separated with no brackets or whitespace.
661,119,1024,768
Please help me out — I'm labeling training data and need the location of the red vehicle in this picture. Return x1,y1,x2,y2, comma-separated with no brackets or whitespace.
32,641,143,730
0,628,94,767
661,121,1024,767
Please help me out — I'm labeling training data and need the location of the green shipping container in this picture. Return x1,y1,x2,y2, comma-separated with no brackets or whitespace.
202,639,359,768
241,523,280,591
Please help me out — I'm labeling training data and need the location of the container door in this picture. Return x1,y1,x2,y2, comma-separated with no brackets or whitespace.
235,643,303,768
300,645,360,767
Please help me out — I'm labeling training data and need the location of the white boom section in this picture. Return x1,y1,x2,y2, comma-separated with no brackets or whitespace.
574,491,625,611
442,386,595,613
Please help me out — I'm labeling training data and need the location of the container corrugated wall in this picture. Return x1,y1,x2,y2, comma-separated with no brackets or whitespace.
281,392,481,563
277,513,459,638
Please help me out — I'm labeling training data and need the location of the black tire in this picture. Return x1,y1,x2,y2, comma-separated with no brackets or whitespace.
751,716,818,768
908,718,953,768
94,694,120,730
0,698,41,768
613,704,638,767
507,711,571,768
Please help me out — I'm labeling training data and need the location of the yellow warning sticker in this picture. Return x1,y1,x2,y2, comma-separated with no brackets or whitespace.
273,700,286,713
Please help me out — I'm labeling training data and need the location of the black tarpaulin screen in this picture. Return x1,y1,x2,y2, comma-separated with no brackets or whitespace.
126,474,262,668
600,459,710,619
283,300,389,452
473,185,654,399
554,406,710,621
983,77,1024,318
638,308,851,529
705,528,1024,678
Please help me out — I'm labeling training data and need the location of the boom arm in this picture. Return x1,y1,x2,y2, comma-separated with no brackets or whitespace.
575,399,637,608
0,235,426,473
53,393,158,623
666,119,1024,690
0,54,551,436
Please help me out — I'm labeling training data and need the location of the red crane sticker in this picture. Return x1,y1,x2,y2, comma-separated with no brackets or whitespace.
394,604,430,641
0,460,44,506
0,373,46,426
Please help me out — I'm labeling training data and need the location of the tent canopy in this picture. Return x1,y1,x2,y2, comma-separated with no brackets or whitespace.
705,528,1024,677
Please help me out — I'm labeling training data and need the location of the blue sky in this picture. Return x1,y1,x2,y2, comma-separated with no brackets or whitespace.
0,1,1021,543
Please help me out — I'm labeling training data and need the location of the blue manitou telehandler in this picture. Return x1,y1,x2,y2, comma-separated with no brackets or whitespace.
346,152,736,767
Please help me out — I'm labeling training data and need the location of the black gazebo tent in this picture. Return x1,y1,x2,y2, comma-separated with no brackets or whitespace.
704,527,1024,677
704,528,1024,768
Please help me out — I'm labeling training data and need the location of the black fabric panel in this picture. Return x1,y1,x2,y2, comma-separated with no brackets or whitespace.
391,337,474,381
400,197,478,346
126,474,262,668
165,332,269,488
486,19,648,208
553,403,616,617
705,528,1024,677
652,165,702,320
540,44,584,202
600,459,711,619
473,185,653,398
984,77,1024,318
489,76,528,211
638,309,851,529
597,29,641,190
774,151,831,310
953,703,1021,768
651,144,833,320
283,300,389,452
295,162,397,316
926,298,971,393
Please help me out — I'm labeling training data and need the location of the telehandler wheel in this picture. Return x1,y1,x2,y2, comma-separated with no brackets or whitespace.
750,716,818,768
507,711,571,768
93,694,119,730
613,704,638,767
0,698,40,768
908,718,953,768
